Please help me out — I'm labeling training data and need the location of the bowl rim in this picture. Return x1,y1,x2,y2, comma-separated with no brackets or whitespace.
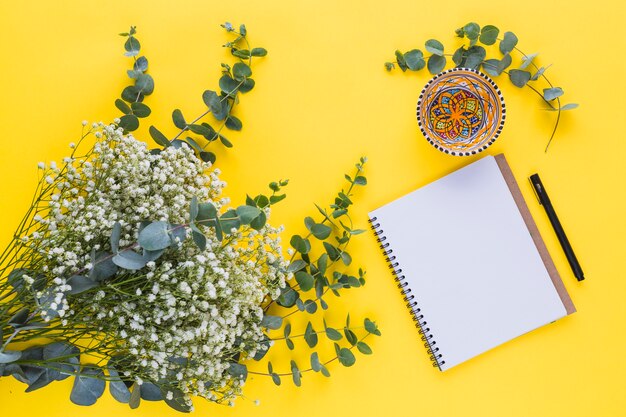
416,67,506,157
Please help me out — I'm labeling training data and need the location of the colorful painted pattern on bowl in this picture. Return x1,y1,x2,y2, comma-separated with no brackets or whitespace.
416,68,506,156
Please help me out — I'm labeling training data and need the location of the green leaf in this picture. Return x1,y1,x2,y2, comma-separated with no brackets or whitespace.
337,348,356,367
251,47,268,57
261,315,283,330
310,352,322,372
271,372,281,385
531,66,548,81
138,221,171,251
115,99,131,115
196,201,217,222
218,134,233,148
190,224,207,248
227,363,248,381
290,360,301,387
303,299,317,314
479,25,499,45
463,22,480,40
320,365,330,377
249,211,267,230
220,209,241,232
395,50,407,71
232,49,250,59
384,62,395,71
200,151,216,164
344,328,357,345
481,59,501,77
135,74,154,95
162,387,192,412
124,37,140,56
404,49,425,71
277,284,299,307
364,318,381,336
311,223,332,240
202,90,227,120
171,109,186,129
498,53,512,73
452,46,466,67
543,87,564,101
427,55,446,74
219,75,240,97
66,275,98,295
464,46,486,70
546,103,579,111
269,194,286,205
70,368,105,406
118,114,139,132
0,350,22,363
287,259,307,273
295,271,315,292
140,383,163,401
325,327,342,341
131,102,151,118
304,322,318,348
323,242,340,261
108,365,131,404
112,250,147,270
290,235,311,254
317,253,329,275
357,341,373,355
509,69,531,87
129,384,141,409
225,115,242,131
188,123,213,137
520,52,539,70
354,175,367,185
239,78,255,93
236,205,262,224
149,126,170,147
340,251,352,266
121,85,142,103
134,56,148,72
8,307,29,326
499,31,518,54
233,62,252,79
425,39,444,56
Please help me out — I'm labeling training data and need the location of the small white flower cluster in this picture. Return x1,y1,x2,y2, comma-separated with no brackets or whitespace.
20,123,288,403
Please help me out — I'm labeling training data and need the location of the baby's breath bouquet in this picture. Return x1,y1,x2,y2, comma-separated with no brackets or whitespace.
0,23,378,412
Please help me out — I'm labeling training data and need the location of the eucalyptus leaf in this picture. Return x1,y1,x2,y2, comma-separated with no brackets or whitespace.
236,205,261,224
509,69,531,87
479,25,499,45
364,318,381,336
121,85,143,103
70,368,106,406
464,46,486,70
427,55,446,74
260,315,283,330
287,259,307,273
134,56,148,72
310,352,322,372
482,59,501,77
311,223,332,240
337,348,356,367
108,364,131,403
172,109,186,129
404,49,425,71
135,74,154,95
112,249,147,270
325,327,342,341
131,102,151,118
463,22,480,40
520,52,539,70
118,114,139,132
8,307,29,326
357,341,373,355
0,350,22,363
277,284,299,308
251,47,268,57
295,271,314,292
424,39,444,56
290,360,301,387
304,322,318,348
290,235,311,254
499,31,518,54
129,383,141,409
219,74,240,96
115,99,131,115
543,87,564,101
395,50,407,71
140,382,163,401
90,251,118,282
149,125,170,147
67,275,98,295
228,363,248,381
225,115,242,131
138,221,171,251
110,222,121,253
233,62,252,79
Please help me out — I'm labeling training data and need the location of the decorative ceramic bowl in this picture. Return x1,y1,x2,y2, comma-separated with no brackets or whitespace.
416,68,506,156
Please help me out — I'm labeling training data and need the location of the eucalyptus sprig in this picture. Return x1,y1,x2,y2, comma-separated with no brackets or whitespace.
115,26,154,132
241,157,380,386
385,22,579,151
148,22,267,164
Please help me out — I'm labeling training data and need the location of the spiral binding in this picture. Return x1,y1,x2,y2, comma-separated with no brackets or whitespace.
369,216,445,369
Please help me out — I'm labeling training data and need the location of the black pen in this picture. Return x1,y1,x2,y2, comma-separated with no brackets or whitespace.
529,173,585,281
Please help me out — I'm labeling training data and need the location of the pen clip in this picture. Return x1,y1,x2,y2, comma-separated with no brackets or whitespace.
528,175,542,205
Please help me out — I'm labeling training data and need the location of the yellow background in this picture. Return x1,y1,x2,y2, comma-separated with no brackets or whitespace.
1,1,625,416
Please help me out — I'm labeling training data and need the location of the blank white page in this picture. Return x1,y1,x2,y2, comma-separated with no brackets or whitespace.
369,155,567,371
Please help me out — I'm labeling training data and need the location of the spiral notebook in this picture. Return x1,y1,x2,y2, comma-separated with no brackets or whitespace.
369,154,575,371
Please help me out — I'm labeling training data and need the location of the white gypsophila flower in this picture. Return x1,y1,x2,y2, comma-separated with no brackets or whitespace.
19,124,287,405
